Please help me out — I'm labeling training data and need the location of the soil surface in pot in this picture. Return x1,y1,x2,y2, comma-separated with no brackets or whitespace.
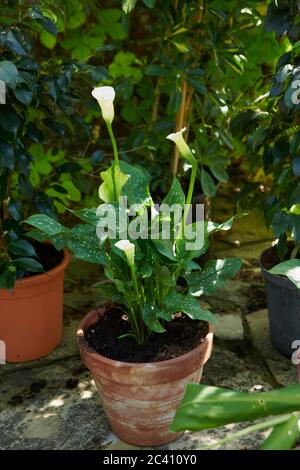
261,243,299,270
85,308,208,363
23,241,64,278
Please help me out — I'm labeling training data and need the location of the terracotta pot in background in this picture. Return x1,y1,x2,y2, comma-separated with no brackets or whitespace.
0,249,70,363
77,305,213,447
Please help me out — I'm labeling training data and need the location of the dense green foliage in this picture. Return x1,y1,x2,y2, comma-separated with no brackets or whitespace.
0,0,109,287
234,0,300,261
0,0,290,287
117,0,270,196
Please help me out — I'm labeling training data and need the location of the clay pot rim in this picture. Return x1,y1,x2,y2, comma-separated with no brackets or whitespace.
13,248,70,288
77,303,214,369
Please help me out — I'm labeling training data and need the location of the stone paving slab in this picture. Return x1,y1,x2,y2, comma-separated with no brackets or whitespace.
246,309,298,386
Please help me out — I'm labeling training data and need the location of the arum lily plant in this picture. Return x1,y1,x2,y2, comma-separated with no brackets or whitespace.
26,87,242,345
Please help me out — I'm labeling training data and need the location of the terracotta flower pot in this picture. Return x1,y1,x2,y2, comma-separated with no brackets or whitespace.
77,304,213,446
0,249,70,363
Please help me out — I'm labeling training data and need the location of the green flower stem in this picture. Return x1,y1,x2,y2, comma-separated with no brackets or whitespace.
106,121,119,166
112,163,118,203
155,275,161,307
129,265,145,343
128,304,140,339
106,121,119,202
123,287,142,342
131,268,143,308
176,159,197,242
184,159,197,225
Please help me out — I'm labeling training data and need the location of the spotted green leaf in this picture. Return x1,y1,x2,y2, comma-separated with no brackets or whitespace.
67,224,106,264
162,177,185,207
25,214,67,236
142,304,172,333
166,290,215,323
187,258,242,297
120,161,151,206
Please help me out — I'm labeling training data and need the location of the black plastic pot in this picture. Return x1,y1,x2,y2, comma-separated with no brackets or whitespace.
260,247,300,358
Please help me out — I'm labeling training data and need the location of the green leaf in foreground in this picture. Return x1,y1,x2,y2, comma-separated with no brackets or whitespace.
67,224,106,264
142,304,172,333
166,290,215,323
269,259,300,290
259,415,300,450
171,384,300,433
187,258,242,296
99,164,129,203
25,214,67,236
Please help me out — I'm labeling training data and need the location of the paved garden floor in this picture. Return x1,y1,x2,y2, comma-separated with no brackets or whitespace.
0,184,299,450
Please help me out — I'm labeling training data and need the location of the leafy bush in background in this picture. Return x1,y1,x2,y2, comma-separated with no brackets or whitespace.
232,0,300,260
118,0,268,197
0,0,108,287
0,0,286,287
51,0,276,198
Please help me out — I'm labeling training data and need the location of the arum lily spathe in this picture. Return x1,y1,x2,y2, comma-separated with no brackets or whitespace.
92,86,115,124
166,127,195,165
114,239,135,267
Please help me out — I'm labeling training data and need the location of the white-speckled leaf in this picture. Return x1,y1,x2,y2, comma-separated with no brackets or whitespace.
166,290,216,323
143,304,172,333
72,208,99,226
162,177,185,207
67,224,106,264
187,258,242,296
120,161,151,206
25,214,67,236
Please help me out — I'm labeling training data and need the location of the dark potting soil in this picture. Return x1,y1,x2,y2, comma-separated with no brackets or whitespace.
85,307,209,363
24,241,63,277
261,243,300,270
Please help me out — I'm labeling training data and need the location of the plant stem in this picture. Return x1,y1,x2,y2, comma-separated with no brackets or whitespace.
106,121,119,202
129,265,146,344
185,161,197,209
106,121,119,167
128,303,140,341
176,160,197,242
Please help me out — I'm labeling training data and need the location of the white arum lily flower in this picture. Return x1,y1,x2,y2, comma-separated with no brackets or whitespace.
166,127,195,164
92,86,115,124
114,240,135,267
